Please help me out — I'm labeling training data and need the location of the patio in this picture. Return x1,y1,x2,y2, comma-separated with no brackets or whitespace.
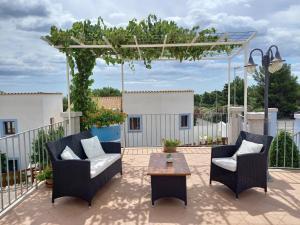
1,147,299,225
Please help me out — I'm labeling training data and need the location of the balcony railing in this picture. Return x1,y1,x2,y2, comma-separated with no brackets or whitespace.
122,113,229,148
0,120,68,214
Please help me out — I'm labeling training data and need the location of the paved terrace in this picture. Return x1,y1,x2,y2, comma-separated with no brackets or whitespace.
0,147,300,225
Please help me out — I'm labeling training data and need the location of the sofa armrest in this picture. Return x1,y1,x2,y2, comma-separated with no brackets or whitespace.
101,142,121,154
211,145,237,159
53,160,91,183
237,153,267,176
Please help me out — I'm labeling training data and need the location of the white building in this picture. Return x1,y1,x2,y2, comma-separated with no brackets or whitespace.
122,90,194,147
0,92,64,170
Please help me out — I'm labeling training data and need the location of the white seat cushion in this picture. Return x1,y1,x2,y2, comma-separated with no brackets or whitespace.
89,154,121,178
232,140,263,160
212,157,237,172
61,146,80,160
81,136,105,159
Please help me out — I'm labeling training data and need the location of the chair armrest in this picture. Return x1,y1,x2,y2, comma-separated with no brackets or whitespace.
53,160,90,182
237,153,267,175
101,142,121,154
211,145,237,158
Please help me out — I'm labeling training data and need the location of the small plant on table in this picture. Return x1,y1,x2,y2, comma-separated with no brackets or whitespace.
163,139,180,153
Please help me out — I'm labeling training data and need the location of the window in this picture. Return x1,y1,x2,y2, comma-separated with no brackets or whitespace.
180,114,190,129
4,121,16,135
8,159,19,172
128,115,142,132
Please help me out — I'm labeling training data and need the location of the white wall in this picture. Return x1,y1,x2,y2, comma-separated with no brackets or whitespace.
123,91,194,114
122,91,194,147
0,93,63,170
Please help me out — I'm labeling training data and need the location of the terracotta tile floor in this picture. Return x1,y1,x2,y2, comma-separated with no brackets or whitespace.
0,147,300,225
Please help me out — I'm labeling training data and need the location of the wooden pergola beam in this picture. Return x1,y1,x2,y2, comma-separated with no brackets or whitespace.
102,36,122,59
71,36,96,56
160,35,168,58
52,40,247,49
133,35,142,60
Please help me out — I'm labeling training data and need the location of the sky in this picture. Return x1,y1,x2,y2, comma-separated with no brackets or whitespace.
0,0,299,95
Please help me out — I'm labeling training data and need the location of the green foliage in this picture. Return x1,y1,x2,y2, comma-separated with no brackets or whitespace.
63,96,68,111
92,87,121,97
252,64,300,118
37,166,53,181
0,153,7,173
163,139,181,148
48,15,235,67
31,127,64,165
87,108,126,128
47,15,237,130
194,76,244,109
269,130,300,168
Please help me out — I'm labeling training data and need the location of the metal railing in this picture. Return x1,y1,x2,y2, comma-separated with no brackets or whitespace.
269,119,300,169
0,120,68,213
122,113,228,148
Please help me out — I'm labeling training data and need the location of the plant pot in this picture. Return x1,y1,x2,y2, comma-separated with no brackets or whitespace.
163,146,177,153
45,179,53,188
90,125,121,142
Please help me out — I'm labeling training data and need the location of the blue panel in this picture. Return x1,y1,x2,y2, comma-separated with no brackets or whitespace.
90,125,121,142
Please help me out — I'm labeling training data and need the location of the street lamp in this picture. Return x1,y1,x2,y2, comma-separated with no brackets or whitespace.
245,45,285,135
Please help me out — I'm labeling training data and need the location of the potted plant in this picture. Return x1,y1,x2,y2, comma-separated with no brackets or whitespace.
37,166,53,188
163,139,180,153
88,108,126,142
207,136,213,145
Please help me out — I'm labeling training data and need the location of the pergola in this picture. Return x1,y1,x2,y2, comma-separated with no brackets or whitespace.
41,30,256,134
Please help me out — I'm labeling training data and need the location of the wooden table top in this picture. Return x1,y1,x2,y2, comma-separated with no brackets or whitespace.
147,153,191,176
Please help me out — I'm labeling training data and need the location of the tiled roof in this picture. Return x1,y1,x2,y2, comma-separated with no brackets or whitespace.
124,90,194,94
92,96,122,110
0,92,63,95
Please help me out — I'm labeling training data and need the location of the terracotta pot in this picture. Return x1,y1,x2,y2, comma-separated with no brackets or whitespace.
163,146,177,153
46,179,53,188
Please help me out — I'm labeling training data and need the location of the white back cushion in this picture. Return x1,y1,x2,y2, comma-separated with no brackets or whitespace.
61,146,80,160
232,140,263,160
81,136,105,159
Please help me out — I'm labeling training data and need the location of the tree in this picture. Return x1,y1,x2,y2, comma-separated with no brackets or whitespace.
92,87,121,97
252,64,300,118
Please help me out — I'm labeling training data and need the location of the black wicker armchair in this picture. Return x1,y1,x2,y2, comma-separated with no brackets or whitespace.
210,131,273,198
46,131,122,206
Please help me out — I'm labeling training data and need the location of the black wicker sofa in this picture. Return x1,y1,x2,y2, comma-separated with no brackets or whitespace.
46,131,122,206
210,131,273,198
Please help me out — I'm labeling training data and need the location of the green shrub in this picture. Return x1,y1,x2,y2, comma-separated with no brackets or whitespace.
37,166,52,181
269,130,300,168
31,126,64,165
87,108,126,128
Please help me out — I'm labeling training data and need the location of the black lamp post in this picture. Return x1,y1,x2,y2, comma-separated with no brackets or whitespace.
245,45,285,135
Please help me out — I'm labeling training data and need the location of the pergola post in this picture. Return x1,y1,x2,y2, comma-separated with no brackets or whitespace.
66,55,71,135
121,63,124,112
227,58,231,124
121,63,126,149
243,44,249,130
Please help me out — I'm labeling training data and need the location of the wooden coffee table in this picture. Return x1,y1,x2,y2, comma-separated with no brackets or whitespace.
147,153,191,206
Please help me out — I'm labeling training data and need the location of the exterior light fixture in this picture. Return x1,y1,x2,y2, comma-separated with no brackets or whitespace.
244,45,284,135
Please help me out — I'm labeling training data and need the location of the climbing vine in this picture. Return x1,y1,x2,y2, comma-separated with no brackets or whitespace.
46,15,237,129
